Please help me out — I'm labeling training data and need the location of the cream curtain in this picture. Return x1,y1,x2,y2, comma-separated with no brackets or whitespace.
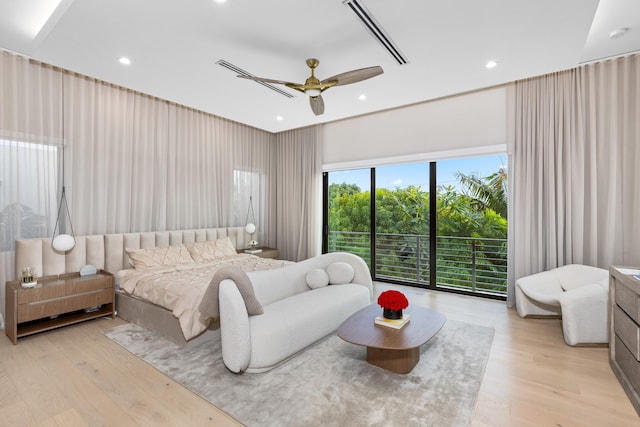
0,50,281,326
509,53,640,304
64,74,277,236
275,125,323,261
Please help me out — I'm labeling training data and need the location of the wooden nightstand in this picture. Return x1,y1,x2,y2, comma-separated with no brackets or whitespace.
238,246,279,259
5,270,115,344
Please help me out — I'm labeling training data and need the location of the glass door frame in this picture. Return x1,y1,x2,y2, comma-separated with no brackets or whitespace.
323,161,506,301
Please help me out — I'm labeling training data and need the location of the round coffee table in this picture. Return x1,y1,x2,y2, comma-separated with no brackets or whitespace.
337,303,447,374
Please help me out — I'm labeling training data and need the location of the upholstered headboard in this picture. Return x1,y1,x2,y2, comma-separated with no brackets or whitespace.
14,227,251,280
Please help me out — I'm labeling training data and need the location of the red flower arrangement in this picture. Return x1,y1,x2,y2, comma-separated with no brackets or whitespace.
377,290,409,311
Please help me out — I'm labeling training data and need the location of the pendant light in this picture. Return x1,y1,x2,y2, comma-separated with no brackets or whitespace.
245,196,256,236
52,73,75,252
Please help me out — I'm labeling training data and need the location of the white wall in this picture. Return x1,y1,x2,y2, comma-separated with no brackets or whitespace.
322,85,508,168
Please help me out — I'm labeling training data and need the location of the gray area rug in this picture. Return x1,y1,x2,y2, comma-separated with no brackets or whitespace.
104,319,494,427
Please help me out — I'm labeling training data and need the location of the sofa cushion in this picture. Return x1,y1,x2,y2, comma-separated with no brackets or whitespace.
327,262,355,285
306,268,329,289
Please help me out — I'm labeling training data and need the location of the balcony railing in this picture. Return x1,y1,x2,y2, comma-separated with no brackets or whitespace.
327,231,507,296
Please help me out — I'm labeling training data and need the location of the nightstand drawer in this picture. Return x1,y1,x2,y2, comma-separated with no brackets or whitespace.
17,276,112,304
17,288,113,323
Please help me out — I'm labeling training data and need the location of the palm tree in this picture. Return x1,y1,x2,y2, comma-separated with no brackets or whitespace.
454,167,507,219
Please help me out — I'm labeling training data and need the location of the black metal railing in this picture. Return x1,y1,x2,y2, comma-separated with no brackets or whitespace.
327,231,507,296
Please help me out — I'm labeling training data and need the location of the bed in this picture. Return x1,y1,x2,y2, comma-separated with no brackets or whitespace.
14,227,290,346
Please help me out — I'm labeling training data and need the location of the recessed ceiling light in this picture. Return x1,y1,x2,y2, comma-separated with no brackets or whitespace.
485,60,497,69
276,116,283,121
359,94,367,100
609,28,629,39
215,0,226,3
119,57,131,65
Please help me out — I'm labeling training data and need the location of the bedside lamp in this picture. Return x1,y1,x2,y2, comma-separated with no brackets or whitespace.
245,196,258,249
245,222,256,235
52,231,75,252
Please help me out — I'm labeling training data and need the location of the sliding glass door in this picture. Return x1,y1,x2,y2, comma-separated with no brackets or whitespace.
325,168,372,265
435,156,508,295
374,163,430,284
323,154,507,299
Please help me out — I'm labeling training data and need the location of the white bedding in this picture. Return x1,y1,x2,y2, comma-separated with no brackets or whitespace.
118,254,292,340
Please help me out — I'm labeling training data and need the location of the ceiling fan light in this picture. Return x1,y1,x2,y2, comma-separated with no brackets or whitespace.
305,88,321,97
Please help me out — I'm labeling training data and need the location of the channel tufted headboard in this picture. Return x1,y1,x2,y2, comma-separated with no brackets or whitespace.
14,227,251,280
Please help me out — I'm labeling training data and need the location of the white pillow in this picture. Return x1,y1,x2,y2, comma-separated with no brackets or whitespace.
126,245,194,270
326,262,355,285
187,237,238,262
306,268,329,289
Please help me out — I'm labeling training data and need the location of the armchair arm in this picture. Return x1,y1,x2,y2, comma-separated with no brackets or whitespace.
219,279,251,373
557,283,608,345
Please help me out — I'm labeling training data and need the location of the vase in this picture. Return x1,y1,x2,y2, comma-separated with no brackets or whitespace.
383,308,403,320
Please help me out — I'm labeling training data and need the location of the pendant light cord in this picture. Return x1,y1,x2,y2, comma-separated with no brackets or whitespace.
52,72,76,245
245,196,256,225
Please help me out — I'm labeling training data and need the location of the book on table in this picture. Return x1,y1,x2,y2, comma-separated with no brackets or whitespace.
244,248,263,254
374,314,411,329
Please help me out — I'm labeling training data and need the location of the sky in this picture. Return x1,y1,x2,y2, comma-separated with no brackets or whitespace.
329,154,506,192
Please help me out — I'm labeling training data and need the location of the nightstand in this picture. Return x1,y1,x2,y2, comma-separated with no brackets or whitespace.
238,246,279,259
5,270,115,344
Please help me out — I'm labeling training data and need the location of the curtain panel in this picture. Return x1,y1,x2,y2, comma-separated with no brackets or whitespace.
275,125,323,261
0,50,282,326
509,53,640,304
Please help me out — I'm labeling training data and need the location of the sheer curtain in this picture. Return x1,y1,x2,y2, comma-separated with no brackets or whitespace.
0,51,62,328
509,53,640,305
0,50,279,327
275,125,323,261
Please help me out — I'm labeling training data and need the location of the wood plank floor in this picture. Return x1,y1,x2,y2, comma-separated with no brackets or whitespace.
1,283,638,426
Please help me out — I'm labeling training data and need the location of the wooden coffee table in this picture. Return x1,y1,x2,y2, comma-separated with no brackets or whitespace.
337,304,446,374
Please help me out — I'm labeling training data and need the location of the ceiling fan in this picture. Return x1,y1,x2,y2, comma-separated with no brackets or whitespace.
237,59,383,116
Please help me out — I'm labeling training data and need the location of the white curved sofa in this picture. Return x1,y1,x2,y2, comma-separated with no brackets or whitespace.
218,252,373,373
515,264,609,346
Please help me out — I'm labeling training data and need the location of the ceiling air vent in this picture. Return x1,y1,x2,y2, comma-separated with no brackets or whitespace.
216,59,294,98
343,0,408,65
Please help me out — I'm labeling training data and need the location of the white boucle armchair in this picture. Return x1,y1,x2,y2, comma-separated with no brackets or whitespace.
515,264,609,346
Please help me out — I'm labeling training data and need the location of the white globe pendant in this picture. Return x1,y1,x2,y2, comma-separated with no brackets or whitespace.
245,223,256,234
52,233,75,252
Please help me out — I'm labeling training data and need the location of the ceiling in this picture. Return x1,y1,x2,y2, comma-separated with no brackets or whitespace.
1,0,639,133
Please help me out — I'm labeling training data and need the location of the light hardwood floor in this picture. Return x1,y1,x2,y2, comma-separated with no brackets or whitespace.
0,283,638,426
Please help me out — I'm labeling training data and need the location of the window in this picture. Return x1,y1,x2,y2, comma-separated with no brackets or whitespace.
0,139,58,251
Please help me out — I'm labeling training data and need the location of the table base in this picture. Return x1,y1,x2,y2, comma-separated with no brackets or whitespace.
366,346,420,374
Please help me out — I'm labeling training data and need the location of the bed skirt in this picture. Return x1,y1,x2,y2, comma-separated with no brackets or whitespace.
115,291,220,347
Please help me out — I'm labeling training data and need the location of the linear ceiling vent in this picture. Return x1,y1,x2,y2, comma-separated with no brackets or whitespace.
343,0,408,65
216,59,294,98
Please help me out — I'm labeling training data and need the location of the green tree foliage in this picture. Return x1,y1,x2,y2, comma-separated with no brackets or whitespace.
329,183,369,232
454,167,507,219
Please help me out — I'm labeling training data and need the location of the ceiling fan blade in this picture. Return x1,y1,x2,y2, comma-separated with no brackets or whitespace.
237,75,296,86
309,95,325,116
321,66,383,86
